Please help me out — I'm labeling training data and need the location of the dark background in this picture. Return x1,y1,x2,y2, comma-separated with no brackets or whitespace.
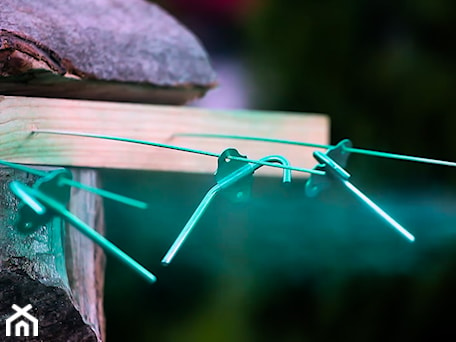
102,1,456,341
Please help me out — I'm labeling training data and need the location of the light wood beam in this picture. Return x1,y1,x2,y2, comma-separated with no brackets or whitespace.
0,96,329,177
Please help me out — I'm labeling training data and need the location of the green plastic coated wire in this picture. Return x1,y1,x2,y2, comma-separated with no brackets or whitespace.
30,130,325,176
161,154,292,265
9,181,157,283
10,181,47,215
313,151,415,242
59,178,148,209
0,159,147,209
173,133,456,168
0,160,47,177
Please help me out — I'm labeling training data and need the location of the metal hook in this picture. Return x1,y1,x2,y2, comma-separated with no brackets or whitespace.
311,151,415,242
9,181,157,283
15,169,72,233
305,139,352,197
161,148,292,266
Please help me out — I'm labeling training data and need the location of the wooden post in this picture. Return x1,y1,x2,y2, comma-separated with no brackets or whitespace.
0,167,105,341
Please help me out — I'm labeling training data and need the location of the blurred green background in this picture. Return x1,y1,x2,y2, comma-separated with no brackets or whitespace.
101,0,455,341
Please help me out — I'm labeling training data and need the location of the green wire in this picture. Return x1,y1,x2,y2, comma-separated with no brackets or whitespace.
174,133,456,168
9,181,156,283
346,147,456,167
9,180,47,214
60,178,148,209
31,130,325,176
0,160,47,177
175,133,329,149
0,159,147,209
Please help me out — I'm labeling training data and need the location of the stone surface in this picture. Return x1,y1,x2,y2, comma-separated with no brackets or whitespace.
0,0,216,104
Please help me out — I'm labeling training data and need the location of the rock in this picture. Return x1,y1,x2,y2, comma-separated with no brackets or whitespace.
0,0,217,104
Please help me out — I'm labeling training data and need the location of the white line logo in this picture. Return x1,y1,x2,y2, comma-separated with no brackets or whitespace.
5,304,39,337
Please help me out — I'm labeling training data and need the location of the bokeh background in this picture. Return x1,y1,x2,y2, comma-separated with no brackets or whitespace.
101,1,456,341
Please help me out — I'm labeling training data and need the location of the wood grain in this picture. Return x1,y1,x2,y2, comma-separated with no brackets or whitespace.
0,96,329,177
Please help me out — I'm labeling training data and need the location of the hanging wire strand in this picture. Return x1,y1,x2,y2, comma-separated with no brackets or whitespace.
0,159,147,209
59,178,147,209
0,160,47,177
9,181,156,283
313,151,415,242
30,130,325,176
161,154,292,265
173,133,456,168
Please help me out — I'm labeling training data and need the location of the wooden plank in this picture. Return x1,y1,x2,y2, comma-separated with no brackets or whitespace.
0,96,329,177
